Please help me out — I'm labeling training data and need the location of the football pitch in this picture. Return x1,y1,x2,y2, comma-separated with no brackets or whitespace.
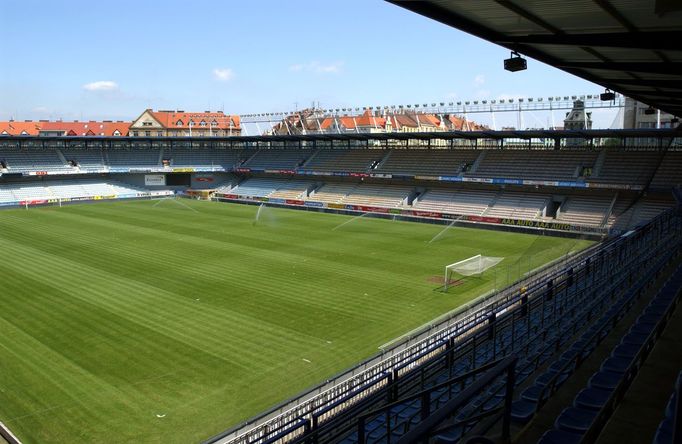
0,199,594,443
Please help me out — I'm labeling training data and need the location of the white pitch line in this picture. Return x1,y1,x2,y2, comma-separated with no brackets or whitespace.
302,358,311,363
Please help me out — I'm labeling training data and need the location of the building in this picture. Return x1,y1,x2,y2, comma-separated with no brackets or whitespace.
623,97,677,129
128,110,240,137
563,99,593,131
0,121,41,136
39,121,130,137
270,109,486,135
0,120,129,136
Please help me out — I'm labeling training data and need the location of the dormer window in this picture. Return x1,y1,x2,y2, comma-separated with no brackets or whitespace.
176,120,183,126
200,120,207,127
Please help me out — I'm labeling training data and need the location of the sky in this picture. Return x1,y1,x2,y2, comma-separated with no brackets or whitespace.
0,0,619,128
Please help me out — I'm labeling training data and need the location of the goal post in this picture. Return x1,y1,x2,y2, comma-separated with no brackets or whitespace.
444,254,504,291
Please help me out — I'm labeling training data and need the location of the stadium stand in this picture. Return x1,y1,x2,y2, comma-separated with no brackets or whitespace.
168,147,245,168
557,195,614,227
484,191,550,220
377,149,479,176
106,148,161,167
303,149,385,172
650,151,682,190
589,150,662,186
307,183,359,204
61,147,106,170
413,188,497,216
0,148,69,172
340,184,413,208
230,178,314,199
243,149,313,170
653,372,681,444
471,150,598,181
539,263,682,443
0,179,148,203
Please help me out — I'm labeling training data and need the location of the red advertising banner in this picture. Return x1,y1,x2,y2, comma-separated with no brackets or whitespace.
466,215,502,224
356,205,389,213
410,210,443,218
285,199,304,206
19,199,47,205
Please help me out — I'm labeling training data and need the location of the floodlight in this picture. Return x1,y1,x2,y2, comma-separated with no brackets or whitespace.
600,89,616,101
503,51,527,72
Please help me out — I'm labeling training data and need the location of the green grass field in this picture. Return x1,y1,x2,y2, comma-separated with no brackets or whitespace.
0,199,594,443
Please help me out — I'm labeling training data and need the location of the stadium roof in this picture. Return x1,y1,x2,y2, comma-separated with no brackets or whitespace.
388,0,682,118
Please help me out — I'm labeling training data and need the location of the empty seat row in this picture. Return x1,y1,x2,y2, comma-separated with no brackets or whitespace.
540,263,682,443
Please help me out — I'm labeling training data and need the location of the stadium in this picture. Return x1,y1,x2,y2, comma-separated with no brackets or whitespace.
0,2,681,444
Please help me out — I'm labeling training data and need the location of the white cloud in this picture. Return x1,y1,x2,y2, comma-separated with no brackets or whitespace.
212,68,234,81
82,80,119,91
473,74,485,87
289,61,343,74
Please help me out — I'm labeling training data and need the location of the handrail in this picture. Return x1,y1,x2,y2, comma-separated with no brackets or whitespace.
395,356,516,444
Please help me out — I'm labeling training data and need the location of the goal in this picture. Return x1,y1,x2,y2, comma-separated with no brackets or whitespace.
444,254,504,290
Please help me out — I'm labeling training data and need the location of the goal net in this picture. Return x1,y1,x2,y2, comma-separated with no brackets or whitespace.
444,254,504,290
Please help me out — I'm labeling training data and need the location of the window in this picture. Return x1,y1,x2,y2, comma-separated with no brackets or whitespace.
133,131,139,136
157,131,164,137
143,122,153,127
113,130,121,136
145,131,151,137
200,120,207,127
176,120,183,126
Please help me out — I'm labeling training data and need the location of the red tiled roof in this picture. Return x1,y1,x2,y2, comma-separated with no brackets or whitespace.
148,110,240,130
0,121,41,136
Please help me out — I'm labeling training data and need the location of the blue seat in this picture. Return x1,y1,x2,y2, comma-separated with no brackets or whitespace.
555,407,597,434
588,370,622,391
434,425,464,444
574,387,612,411
665,393,676,417
653,417,673,444
621,331,648,346
630,322,654,336
612,343,639,359
522,384,549,403
537,370,561,387
537,428,584,444
600,356,633,374
645,304,668,317
511,399,536,424
636,313,660,325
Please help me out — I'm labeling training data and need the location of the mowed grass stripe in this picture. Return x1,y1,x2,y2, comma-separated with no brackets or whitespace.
0,237,319,370
0,200,594,443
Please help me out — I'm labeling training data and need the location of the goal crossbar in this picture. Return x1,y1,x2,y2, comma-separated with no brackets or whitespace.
444,254,504,290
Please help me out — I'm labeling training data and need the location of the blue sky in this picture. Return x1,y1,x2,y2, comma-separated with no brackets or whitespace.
0,0,615,127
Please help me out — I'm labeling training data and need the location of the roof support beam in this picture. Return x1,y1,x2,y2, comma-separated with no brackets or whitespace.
497,31,682,50
555,61,682,75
